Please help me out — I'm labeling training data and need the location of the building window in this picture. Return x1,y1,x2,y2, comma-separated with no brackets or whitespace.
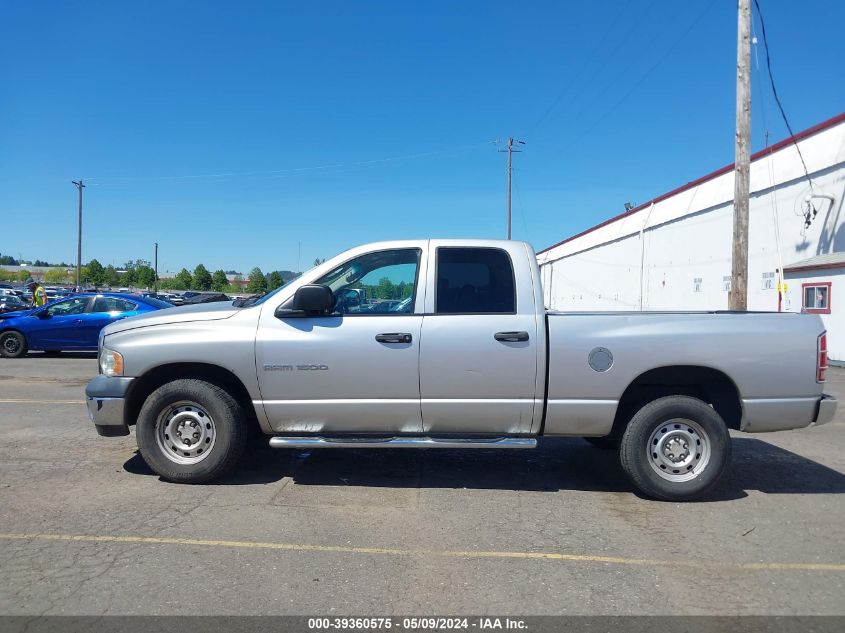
693,277,702,293
722,276,731,292
802,282,831,314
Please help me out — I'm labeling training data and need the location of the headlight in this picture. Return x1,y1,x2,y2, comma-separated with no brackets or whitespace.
99,347,124,376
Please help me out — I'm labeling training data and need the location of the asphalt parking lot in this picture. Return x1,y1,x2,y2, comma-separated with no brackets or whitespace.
0,354,843,616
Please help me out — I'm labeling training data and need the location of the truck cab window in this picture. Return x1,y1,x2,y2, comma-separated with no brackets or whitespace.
436,247,516,314
316,248,420,315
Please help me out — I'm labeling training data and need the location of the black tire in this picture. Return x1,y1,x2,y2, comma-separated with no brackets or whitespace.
584,436,619,450
619,395,731,502
0,331,28,358
136,378,247,483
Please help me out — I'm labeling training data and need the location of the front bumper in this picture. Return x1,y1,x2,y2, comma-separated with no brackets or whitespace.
814,394,837,426
85,375,134,437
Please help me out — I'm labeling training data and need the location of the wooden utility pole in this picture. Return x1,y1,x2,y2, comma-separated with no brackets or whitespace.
71,180,85,290
730,0,751,310
499,138,524,239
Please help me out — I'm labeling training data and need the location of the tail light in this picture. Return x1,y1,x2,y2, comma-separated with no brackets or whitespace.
817,332,828,383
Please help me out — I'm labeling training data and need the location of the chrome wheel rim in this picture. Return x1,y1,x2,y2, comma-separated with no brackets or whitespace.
155,401,216,465
2,335,20,355
647,418,711,482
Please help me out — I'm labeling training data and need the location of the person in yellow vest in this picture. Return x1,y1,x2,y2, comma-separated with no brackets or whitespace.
26,279,47,308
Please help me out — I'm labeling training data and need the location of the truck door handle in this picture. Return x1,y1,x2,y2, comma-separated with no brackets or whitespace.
494,331,529,342
375,333,413,344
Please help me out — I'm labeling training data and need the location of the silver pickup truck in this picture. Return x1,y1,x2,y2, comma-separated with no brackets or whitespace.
86,239,836,501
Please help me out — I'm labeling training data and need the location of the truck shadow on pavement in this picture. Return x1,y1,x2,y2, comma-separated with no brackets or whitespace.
123,436,845,501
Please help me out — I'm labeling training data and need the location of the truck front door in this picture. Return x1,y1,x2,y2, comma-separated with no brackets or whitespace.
256,246,426,434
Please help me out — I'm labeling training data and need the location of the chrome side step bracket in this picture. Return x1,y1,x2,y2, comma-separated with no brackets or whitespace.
268,436,537,449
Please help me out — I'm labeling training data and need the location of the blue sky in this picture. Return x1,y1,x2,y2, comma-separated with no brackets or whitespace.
2,0,843,275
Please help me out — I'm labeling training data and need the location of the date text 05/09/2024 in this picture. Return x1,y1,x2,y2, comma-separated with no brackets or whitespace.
307,617,528,630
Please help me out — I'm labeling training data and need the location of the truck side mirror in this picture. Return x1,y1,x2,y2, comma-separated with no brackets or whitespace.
275,284,336,318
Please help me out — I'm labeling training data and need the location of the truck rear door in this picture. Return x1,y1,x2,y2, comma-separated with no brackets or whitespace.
418,242,541,435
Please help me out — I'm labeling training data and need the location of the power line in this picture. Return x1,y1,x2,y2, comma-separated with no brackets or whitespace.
752,0,814,190
528,0,642,134
568,0,718,145
84,142,492,184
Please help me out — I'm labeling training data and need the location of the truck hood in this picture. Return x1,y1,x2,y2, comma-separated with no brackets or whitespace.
103,301,241,335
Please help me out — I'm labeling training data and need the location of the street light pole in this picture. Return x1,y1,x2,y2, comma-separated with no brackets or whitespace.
154,242,159,292
71,180,85,290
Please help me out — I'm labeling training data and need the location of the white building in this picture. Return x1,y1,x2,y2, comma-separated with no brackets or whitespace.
537,112,845,360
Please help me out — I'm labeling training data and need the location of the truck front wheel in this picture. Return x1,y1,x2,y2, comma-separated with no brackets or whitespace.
136,379,247,483
619,395,731,501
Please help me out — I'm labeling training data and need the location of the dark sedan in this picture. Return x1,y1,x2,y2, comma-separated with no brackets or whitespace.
0,294,27,314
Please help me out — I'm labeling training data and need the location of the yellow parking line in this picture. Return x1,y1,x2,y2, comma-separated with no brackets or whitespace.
0,399,83,404
0,532,843,572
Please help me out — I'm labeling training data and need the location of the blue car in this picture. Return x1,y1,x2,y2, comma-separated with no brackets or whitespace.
0,293,171,358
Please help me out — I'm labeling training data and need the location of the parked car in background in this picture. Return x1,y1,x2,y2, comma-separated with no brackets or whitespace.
181,292,231,304
140,292,175,305
0,294,27,314
0,293,170,358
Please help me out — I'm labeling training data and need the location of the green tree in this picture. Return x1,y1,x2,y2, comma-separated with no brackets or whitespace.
246,267,267,294
103,265,120,287
193,264,212,290
174,268,193,289
267,271,284,290
43,269,70,284
374,277,397,300
121,261,137,286
83,259,105,286
18,271,31,282
211,269,228,292
135,265,156,289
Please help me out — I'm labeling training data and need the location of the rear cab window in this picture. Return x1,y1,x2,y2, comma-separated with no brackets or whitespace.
435,247,516,314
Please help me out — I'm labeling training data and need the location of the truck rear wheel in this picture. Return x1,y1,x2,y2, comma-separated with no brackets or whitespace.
619,395,731,501
136,379,247,483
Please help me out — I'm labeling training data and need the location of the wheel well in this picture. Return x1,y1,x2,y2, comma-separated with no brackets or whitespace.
125,363,260,433
611,366,742,435
0,328,27,344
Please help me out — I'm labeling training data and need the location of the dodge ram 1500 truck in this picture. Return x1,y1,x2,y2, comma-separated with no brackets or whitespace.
86,239,837,500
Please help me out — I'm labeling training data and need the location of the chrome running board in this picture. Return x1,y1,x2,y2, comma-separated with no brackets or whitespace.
268,436,537,449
